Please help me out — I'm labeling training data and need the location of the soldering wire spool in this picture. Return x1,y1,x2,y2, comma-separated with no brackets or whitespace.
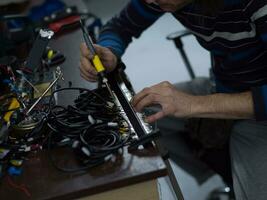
9,111,46,139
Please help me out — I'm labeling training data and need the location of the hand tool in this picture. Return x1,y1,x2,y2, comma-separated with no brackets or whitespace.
79,19,114,100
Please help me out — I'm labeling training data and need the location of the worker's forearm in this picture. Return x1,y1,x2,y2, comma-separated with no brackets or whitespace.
191,91,254,119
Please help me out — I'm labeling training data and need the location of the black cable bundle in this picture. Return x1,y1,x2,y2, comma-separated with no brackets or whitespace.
47,87,131,172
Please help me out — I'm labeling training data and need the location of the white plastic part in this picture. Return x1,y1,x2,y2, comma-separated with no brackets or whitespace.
88,115,96,124
107,122,118,127
72,140,80,149
81,147,91,157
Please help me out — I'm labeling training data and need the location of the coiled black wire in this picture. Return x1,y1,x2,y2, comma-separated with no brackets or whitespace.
47,87,131,172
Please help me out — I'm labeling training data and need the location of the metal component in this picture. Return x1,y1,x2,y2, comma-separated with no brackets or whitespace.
80,19,96,55
16,70,40,94
102,77,116,101
26,67,63,116
13,118,39,131
108,74,151,139
39,29,54,39
107,68,185,200
26,28,54,70
167,30,196,79
9,111,45,139
55,66,64,81
155,140,185,200
23,78,40,93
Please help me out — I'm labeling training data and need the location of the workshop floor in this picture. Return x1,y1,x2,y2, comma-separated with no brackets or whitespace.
83,0,226,199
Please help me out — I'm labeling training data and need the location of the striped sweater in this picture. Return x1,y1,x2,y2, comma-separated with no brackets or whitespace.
97,0,267,121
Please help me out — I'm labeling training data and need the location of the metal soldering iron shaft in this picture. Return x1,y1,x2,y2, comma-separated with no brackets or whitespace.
80,19,115,100
80,19,105,74
80,20,96,55
102,77,116,100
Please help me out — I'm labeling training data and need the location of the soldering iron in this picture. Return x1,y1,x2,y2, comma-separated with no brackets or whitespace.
79,19,114,99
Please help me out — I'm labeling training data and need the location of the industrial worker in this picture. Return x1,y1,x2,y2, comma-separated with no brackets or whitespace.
80,0,267,199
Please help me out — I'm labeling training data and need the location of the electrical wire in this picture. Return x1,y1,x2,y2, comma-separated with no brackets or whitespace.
1,86,133,175
6,176,32,198
47,131,106,173
46,87,132,172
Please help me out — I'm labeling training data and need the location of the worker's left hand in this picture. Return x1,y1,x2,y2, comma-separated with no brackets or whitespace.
132,81,195,123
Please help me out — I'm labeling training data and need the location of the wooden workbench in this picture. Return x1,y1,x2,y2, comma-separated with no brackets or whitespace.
0,147,167,200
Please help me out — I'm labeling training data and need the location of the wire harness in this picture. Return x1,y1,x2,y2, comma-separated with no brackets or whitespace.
46,87,132,172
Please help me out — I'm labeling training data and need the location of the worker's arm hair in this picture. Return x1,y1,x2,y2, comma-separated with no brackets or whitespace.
191,91,254,119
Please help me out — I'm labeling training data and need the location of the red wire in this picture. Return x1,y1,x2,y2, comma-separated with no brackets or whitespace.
6,176,32,198
0,65,8,73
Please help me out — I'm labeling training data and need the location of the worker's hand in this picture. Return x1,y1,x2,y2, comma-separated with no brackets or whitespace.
132,81,195,123
80,42,118,82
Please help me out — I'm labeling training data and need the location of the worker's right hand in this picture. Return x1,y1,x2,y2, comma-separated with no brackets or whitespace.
80,42,118,82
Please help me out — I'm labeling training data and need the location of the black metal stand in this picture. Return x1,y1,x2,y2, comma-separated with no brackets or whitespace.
167,30,195,80
155,140,185,200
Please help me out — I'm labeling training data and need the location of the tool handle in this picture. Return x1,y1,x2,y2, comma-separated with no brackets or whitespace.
80,20,106,74
92,55,105,73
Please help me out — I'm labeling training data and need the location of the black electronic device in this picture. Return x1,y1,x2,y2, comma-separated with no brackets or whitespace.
24,29,54,72
106,63,160,149
0,14,35,58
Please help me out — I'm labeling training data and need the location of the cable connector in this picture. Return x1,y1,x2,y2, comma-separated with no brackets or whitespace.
88,114,96,124
128,129,161,151
81,146,91,157
107,122,118,127
72,140,80,149
58,138,71,146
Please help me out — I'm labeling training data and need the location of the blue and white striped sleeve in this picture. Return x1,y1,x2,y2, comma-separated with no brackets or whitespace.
248,0,267,120
97,0,164,58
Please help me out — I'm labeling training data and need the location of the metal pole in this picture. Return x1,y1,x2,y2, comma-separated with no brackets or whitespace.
155,140,185,200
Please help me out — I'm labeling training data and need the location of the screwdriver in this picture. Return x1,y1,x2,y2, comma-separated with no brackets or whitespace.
79,20,114,100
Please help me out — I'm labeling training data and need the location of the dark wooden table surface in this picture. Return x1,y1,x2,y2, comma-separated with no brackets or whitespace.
0,147,167,200
0,0,167,199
